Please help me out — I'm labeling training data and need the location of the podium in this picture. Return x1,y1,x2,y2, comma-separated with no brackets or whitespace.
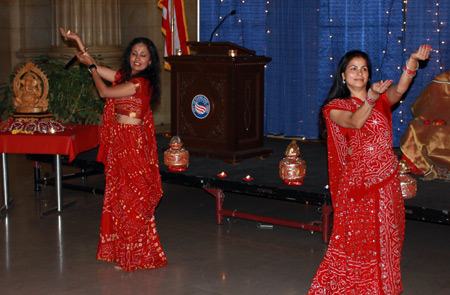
165,42,272,163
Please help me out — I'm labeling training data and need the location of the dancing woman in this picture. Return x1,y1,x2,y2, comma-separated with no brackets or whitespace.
308,45,431,294
60,28,167,271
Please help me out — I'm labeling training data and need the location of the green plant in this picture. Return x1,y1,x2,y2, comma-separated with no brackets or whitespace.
1,55,104,125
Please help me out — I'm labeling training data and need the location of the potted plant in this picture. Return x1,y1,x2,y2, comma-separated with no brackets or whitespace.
0,55,104,125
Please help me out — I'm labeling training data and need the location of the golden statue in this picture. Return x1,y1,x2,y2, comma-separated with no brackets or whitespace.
13,62,49,113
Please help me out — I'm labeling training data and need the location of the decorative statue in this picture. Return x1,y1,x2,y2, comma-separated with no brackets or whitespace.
13,62,49,113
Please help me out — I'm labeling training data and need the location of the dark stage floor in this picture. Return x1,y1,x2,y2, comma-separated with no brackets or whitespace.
29,134,450,227
154,135,450,225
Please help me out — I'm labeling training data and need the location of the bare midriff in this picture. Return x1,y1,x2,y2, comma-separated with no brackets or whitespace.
116,114,143,125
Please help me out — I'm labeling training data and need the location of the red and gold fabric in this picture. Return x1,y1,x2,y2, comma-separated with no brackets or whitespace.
400,71,450,180
96,71,167,271
308,94,405,295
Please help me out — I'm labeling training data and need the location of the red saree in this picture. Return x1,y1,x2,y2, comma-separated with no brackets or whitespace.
96,72,167,271
308,94,405,294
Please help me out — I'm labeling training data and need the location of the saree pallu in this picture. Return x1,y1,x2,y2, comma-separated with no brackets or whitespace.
308,95,405,295
96,120,167,271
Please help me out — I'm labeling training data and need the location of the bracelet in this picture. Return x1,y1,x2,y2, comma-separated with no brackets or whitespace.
364,96,376,108
403,65,417,76
366,95,377,105
403,58,418,78
79,47,88,54
366,89,379,104
403,67,416,78
405,58,419,71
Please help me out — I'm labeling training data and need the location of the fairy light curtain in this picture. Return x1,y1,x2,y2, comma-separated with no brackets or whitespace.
199,0,449,146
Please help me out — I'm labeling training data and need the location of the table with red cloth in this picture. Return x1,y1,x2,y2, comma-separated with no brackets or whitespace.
0,124,101,216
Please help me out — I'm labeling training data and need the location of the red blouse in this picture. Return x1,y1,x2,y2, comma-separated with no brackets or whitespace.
97,72,153,164
114,77,152,119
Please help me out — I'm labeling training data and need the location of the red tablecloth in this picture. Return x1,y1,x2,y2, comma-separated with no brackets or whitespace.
0,125,101,162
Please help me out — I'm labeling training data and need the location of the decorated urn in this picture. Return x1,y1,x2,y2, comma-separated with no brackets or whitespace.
279,140,306,185
164,135,189,171
398,159,417,199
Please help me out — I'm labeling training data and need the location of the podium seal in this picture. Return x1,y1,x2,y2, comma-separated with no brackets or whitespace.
191,94,210,119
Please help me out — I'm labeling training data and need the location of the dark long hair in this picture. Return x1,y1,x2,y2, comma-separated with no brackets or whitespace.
118,37,161,107
319,50,372,139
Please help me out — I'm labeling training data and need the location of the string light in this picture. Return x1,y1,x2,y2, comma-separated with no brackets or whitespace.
263,0,271,63
435,0,444,71
327,0,335,76
398,0,408,128
378,0,394,77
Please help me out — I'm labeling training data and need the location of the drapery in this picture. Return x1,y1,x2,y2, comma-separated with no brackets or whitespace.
199,0,449,146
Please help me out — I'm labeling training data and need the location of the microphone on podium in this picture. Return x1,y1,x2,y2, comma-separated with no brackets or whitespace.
209,10,236,42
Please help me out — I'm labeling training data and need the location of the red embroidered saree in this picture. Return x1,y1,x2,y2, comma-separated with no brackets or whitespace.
96,72,167,271
308,94,404,294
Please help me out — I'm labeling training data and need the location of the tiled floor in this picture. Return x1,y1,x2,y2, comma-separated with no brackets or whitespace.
1,154,449,295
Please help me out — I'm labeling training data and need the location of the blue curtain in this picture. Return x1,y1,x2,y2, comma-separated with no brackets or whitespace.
200,0,450,146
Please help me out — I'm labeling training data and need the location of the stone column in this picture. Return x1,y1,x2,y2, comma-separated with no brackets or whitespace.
49,0,122,69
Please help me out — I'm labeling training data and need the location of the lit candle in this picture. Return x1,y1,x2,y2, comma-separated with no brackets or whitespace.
228,49,237,57
243,175,253,181
217,172,227,178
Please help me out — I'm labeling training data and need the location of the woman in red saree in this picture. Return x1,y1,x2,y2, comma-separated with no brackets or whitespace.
60,29,167,271
308,45,431,294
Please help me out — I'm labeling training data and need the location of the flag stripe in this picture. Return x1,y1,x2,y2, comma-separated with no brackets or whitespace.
158,0,189,70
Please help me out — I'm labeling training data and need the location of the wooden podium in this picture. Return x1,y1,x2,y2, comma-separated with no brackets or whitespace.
165,42,272,163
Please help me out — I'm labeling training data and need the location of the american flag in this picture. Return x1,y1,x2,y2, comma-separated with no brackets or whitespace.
194,103,207,115
158,0,189,69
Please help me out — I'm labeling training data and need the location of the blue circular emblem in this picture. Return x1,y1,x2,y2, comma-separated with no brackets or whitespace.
191,94,210,119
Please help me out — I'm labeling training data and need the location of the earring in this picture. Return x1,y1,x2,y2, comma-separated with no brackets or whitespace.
342,79,346,84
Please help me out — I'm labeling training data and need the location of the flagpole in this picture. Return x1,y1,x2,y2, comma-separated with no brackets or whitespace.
170,0,175,55
197,0,200,41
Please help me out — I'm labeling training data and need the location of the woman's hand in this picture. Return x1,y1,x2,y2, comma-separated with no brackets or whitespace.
410,44,432,62
370,79,393,99
74,50,95,67
60,27,96,67
60,27,89,53
60,27,81,43
385,45,431,105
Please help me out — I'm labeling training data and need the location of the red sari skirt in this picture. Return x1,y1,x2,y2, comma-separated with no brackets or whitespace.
308,174,405,294
96,122,167,271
